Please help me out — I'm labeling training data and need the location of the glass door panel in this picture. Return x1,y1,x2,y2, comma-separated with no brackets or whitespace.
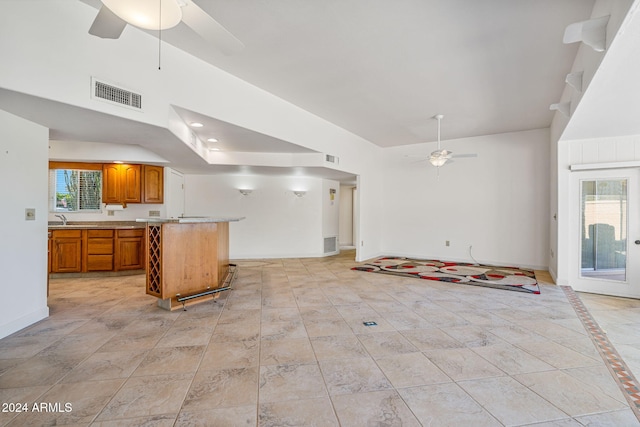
580,179,627,282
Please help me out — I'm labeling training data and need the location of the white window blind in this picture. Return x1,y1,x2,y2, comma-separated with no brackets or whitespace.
50,169,102,212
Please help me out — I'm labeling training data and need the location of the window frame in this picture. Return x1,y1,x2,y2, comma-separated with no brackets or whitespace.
49,162,103,213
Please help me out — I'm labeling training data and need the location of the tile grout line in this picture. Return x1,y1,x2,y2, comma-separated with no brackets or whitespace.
561,285,640,422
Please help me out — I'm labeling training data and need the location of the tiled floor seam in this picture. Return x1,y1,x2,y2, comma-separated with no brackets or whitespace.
561,285,640,421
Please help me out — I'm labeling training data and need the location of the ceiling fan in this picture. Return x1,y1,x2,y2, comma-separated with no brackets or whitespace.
409,114,477,170
86,0,244,55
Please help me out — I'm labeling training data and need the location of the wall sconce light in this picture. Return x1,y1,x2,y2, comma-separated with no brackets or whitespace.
563,15,610,52
238,189,253,196
293,191,306,198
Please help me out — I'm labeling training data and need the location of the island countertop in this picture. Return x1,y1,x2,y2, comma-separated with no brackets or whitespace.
48,221,145,230
136,216,245,223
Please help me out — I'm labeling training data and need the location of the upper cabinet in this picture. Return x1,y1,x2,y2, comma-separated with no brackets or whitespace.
142,165,164,204
101,163,121,204
51,161,163,207
102,163,163,205
121,164,142,203
102,163,142,204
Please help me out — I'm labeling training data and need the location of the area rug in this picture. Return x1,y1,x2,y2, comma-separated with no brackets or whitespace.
352,256,540,294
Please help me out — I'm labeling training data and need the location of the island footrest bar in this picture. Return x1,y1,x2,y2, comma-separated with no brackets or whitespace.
175,263,237,311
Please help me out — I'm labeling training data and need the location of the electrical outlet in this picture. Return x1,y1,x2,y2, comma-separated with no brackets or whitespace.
445,240,450,247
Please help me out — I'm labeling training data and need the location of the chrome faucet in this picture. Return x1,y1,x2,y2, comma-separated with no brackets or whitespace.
55,214,67,225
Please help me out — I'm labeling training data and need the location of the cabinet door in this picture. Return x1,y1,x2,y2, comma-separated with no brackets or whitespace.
121,164,142,203
143,165,164,204
117,238,144,270
116,229,145,270
102,164,121,203
52,238,82,273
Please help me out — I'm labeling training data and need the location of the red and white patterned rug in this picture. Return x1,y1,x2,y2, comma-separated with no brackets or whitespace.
352,256,540,294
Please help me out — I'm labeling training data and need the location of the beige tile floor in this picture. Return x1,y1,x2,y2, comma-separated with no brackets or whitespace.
1,250,640,426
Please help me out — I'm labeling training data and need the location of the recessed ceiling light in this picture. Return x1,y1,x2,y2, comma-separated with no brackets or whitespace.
190,122,204,128
207,138,218,142
209,147,220,151
113,160,124,164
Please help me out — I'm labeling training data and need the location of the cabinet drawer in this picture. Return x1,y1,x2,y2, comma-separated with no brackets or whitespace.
87,255,114,271
88,238,113,255
117,229,144,238
87,229,114,238
51,229,82,238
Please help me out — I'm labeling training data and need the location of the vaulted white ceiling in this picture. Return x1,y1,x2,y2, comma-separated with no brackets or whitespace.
1,0,607,177
151,0,595,146
72,0,596,148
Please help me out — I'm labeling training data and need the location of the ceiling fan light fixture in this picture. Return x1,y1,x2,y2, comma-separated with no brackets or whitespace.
102,0,183,30
429,157,447,167
429,149,451,167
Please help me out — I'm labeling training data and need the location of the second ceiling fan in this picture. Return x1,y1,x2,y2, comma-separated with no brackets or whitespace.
427,114,477,168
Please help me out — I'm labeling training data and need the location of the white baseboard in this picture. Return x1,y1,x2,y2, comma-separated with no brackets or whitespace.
0,306,49,340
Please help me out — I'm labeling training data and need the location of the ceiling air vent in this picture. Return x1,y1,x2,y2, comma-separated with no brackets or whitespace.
91,77,142,110
325,154,339,164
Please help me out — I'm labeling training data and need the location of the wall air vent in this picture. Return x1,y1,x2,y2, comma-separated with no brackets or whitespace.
91,77,142,110
325,154,339,164
324,236,338,254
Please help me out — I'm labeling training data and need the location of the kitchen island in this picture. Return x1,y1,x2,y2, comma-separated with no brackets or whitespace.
136,217,244,310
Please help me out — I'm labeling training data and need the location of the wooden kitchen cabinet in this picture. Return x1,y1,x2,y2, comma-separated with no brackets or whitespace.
85,229,114,271
142,165,164,204
49,227,146,274
102,163,142,204
51,229,83,273
116,229,145,270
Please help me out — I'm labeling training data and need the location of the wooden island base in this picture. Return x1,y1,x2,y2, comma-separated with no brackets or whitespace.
138,217,243,311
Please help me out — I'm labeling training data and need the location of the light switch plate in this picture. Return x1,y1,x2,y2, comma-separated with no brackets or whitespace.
149,210,160,217
25,208,35,221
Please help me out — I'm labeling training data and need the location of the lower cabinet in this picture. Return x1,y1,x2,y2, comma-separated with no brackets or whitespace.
51,230,83,273
50,228,145,273
116,229,145,270
86,229,114,271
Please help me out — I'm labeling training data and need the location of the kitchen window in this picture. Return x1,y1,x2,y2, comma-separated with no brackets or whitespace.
50,168,102,212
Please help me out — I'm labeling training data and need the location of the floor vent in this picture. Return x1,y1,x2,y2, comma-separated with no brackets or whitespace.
324,236,338,254
91,77,142,110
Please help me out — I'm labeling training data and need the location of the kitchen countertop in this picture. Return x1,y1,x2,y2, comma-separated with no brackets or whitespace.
136,216,245,224
48,221,145,230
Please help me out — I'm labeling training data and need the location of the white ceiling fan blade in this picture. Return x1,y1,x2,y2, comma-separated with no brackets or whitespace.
181,1,244,55
88,5,127,39
451,153,478,158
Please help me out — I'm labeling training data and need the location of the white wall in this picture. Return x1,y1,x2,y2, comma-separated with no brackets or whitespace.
184,174,326,258
381,129,550,269
0,110,49,338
